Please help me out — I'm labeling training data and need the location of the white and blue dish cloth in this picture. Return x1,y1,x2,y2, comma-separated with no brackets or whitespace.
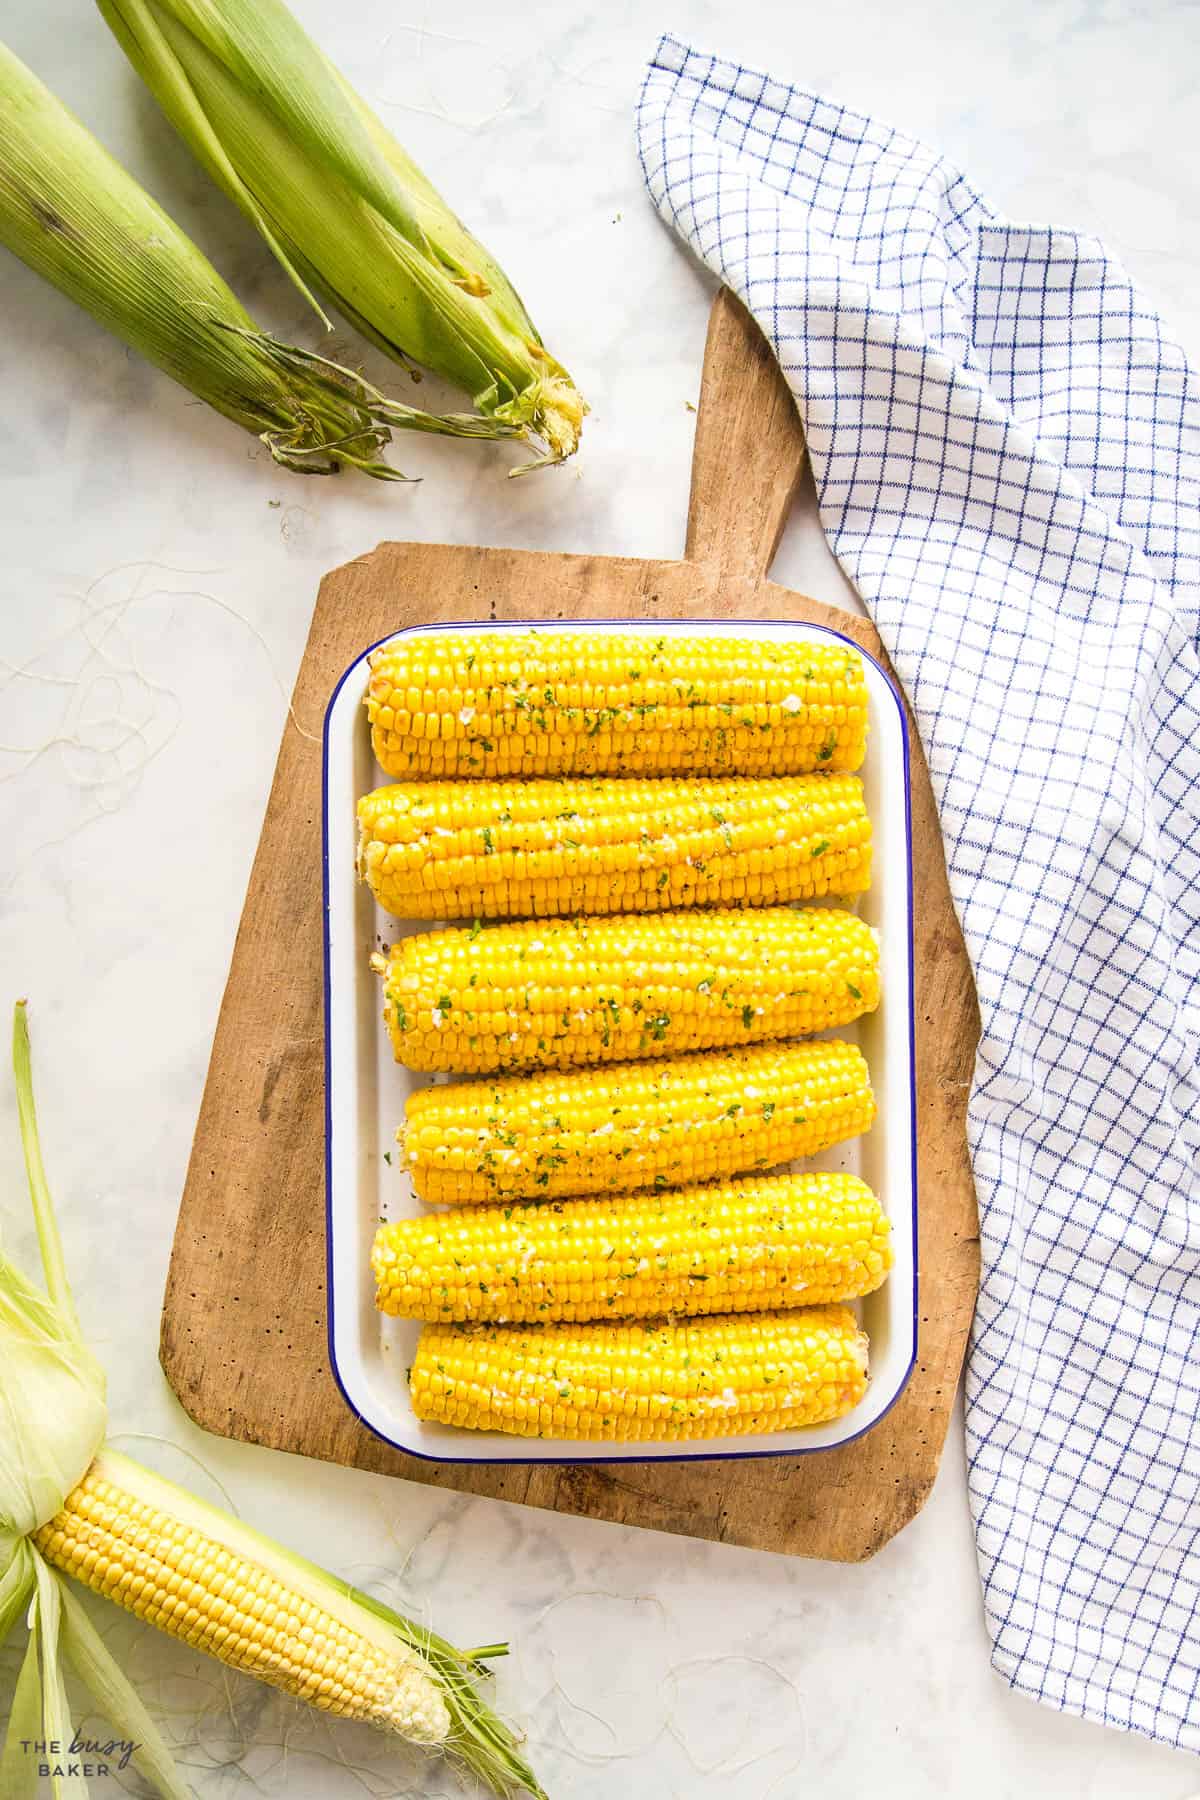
639,34,1200,1752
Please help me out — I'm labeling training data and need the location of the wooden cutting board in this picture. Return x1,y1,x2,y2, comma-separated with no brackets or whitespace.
161,288,981,1561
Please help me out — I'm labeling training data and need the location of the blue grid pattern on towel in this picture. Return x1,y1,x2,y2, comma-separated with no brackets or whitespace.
639,35,1200,1752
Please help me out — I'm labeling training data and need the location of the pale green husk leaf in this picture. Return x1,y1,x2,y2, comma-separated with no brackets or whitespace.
97,0,587,470
0,1269,106,1542
0,1004,546,1799
1,1008,106,1546
1,1007,189,1798
0,38,501,477
0,1608,45,1800
27,1563,83,1800
57,1580,194,1800
0,1536,37,1647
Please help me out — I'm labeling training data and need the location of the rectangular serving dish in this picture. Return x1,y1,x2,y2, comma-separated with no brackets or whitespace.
324,618,917,1464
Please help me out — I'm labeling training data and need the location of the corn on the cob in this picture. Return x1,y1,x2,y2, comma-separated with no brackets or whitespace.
410,1307,869,1440
0,40,428,479
366,632,869,779
98,0,585,469
358,773,871,921
374,906,879,1075
373,1171,892,1325
7,1005,547,1800
401,1040,874,1206
33,1450,450,1741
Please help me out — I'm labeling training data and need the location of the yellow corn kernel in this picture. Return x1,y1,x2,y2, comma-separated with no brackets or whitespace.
373,1170,892,1323
357,773,871,920
33,1467,449,1742
365,632,868,778
374,905,879,1075
400,1039,874,1205
410,1307,870,1440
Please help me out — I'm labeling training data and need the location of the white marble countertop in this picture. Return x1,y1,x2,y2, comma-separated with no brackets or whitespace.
2,1,1198,1794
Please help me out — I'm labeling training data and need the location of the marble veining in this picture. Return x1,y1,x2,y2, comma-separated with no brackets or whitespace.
1,0,1196,1792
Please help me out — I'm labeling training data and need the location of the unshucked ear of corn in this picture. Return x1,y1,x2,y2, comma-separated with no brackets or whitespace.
0,40,500,480
97,0,587,472
0,1003,545,1800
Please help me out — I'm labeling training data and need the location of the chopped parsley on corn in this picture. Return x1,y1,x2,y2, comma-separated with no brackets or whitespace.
373,1170,892,1324
358,772,871,919
410,1308,870,1441
399,1039,874,1205
372,905,880,1075
366,632,868,779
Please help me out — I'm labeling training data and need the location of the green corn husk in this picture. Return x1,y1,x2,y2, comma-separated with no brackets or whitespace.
0,39,507,478
96,0,587,473
1,1001,547,1800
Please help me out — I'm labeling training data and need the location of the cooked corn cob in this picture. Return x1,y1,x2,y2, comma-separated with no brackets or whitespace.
410,1307,869,1440
373,1171,892,1324
366,632,869,779
400,1039,874,1206
33,1450,449,1741
373,905,879,1075
358,773,871,920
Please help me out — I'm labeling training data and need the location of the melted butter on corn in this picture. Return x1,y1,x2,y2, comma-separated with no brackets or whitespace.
409,1308,870,1441
365,632,868,779
400,1039,874,1205
373,1171,893,1324
374,905,880,1075
358,772,871,920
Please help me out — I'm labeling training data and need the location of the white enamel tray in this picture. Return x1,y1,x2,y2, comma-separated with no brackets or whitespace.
324,619,917,1465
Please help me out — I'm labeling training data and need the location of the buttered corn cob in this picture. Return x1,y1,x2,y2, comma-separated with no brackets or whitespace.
373,1171,892,1324
401,1039,874,1206
410,1307,869,1440
373,905,879,1075
366,632,868,780
33,1450,450,1742
358,773,871,920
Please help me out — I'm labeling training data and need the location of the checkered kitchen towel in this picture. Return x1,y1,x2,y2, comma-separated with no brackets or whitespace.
639,35,1200,1751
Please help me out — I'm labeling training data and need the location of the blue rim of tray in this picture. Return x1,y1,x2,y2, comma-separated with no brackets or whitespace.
322,617,918,1467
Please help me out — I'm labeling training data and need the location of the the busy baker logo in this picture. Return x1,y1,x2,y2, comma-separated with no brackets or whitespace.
17,1733,139,1778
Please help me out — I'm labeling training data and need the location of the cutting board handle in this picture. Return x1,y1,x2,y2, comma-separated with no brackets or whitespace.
684,287,808,582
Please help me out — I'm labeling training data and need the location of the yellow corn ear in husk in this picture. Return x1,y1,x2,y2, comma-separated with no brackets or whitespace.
0,1003,546,1800
0,39,515,478
97,0,588,472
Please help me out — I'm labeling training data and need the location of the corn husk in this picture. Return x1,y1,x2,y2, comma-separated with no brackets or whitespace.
1,1007,188,1800
96,0,587,472
0,39,506,478
0,1002,546,1800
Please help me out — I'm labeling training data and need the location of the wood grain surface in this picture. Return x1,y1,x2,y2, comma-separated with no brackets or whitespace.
161,289,981,1561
